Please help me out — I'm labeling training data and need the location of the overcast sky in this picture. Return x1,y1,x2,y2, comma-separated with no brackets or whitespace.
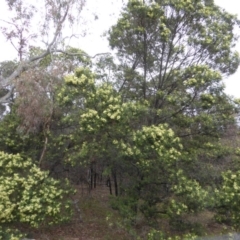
0,0,239,98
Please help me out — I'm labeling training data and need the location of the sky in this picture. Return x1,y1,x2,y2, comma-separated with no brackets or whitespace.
0,0,239,98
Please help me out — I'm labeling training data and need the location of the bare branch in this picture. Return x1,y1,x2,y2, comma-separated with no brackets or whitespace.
55,49,111,59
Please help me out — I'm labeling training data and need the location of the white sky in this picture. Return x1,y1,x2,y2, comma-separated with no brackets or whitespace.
0,0,239,98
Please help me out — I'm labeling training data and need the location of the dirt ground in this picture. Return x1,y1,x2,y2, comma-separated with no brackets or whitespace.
20,184,133,240
16,184,232,240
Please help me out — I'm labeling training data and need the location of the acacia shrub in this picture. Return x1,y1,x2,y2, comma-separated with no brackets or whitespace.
0,151,75,236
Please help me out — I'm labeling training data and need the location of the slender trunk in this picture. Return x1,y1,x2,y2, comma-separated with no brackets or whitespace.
94,172,97,188
143,5,147,100
113,171,118,196
107,176,112,195
39,129,48,168
90,167,93,190
39,109,53,168
119,172,123,196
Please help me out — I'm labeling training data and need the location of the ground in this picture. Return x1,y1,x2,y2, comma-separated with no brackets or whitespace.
16,183,233,240
19,184,134,240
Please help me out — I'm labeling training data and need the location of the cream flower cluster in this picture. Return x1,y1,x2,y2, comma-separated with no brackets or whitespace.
0,151,74,229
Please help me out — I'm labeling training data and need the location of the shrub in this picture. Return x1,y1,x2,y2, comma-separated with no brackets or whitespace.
215,170,240,228
0,151,75,235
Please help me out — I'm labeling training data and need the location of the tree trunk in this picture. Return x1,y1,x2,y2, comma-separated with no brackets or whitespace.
90,167,93,190
94,172,97,188
113,171,118,196
107,176,112,195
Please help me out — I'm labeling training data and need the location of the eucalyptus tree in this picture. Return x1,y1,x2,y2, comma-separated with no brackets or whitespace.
0,0,86,104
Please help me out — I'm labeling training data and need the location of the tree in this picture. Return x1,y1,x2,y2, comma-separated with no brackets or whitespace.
86,0,240,232
108,0,240,130
107,0,240,189
56,68,210,226
0,0,86,104
109,0,240,96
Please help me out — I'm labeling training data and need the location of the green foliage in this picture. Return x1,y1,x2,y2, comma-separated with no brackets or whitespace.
57,68,211,223
0,111,48,166
0,151,74,229
108,0,240,137
110,196,138,226
170,170,209,214
107,0,240,196
113,0,239,72
0,227,26,240
64,46,91,66
93,0,240,234
215,170,240,228
28,46,91,69
0,60,17,78
147,228,197,240
57,67,149,165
